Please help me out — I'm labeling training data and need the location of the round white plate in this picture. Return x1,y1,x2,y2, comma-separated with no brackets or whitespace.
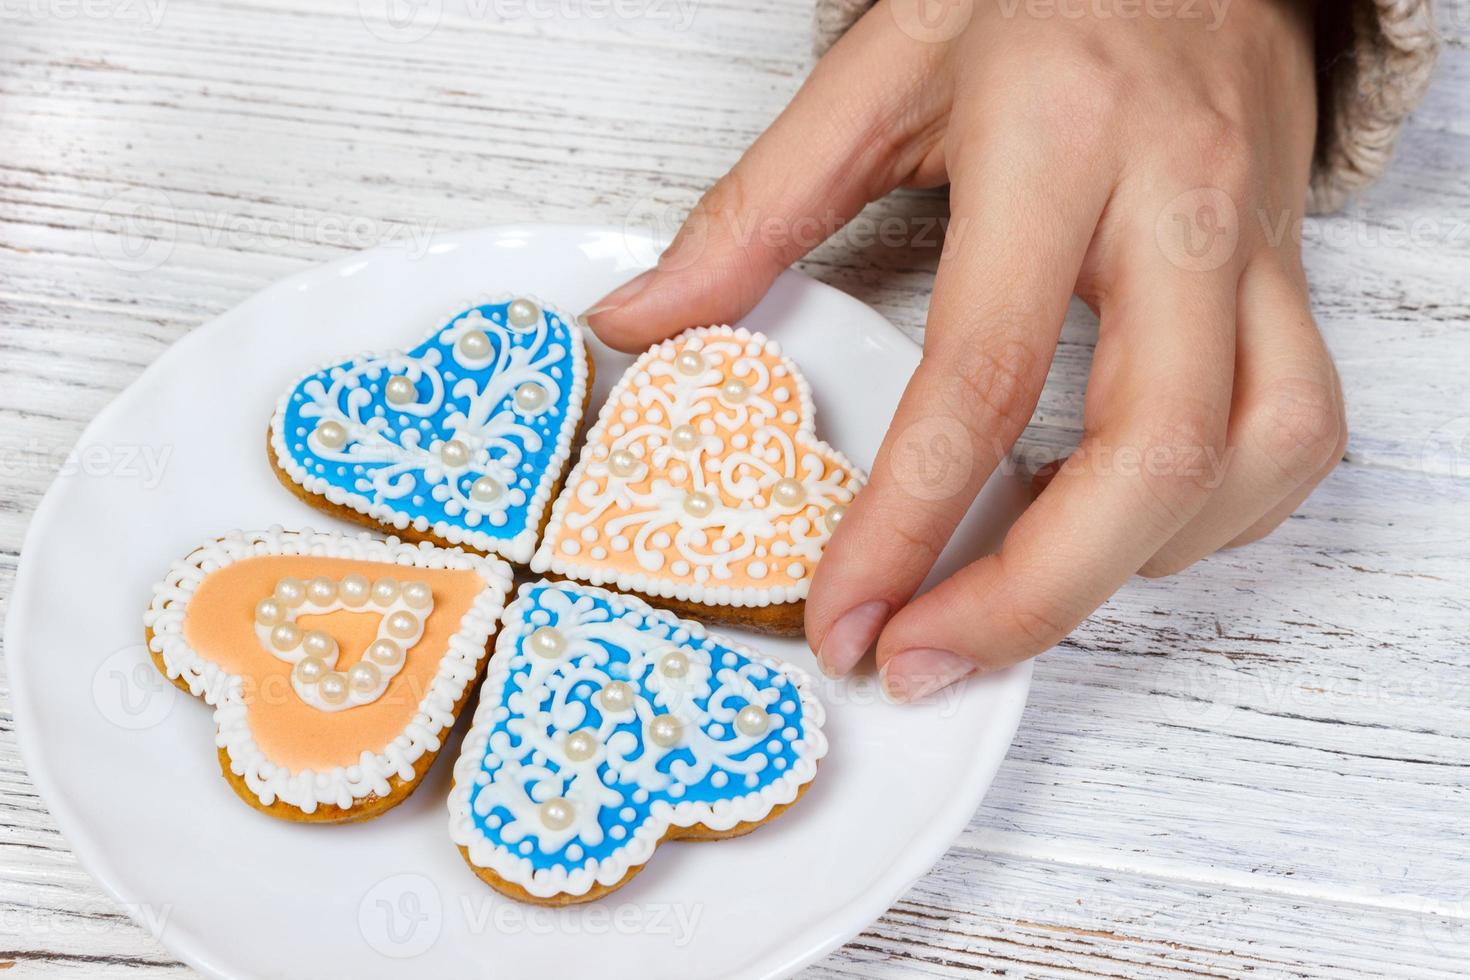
6,224,1031,980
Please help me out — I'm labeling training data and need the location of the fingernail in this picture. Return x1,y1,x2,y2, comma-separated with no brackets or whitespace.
583,268,656,323
880,648,974,703
815,601,889,677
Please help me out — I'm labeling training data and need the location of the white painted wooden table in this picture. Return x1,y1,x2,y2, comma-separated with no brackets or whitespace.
2,1,1468,976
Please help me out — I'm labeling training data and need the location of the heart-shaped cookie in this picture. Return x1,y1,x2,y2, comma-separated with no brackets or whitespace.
269,297,590,564
145,528,512,821
530,325,866,634
448,581,827,903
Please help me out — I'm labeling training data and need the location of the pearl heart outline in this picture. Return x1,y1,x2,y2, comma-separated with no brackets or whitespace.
530,325,867,608
252,573,435,712
269,296,589,564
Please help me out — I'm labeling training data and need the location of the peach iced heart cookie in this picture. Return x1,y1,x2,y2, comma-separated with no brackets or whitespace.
531,326,866,635
144,527,512,822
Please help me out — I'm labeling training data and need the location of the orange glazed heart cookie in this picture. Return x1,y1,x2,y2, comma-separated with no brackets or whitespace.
144,527,512,822
530,326,866,635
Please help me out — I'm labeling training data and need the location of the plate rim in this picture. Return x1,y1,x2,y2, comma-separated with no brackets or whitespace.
4,222,1033,980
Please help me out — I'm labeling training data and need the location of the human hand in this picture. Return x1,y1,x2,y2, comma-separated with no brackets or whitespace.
583,0,1346,701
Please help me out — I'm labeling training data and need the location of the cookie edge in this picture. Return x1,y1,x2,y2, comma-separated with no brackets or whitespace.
447,579,829,901
143,526,513,817
530,324,865,609
267,295,591,565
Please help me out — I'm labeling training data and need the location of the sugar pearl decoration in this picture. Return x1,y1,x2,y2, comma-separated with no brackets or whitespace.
384,375,417,405
736,704,771,737
367,639,404,668
371,578,400,606
348,661,381,694
539,797,574,830
340,574,370,606
314,419,347,450
318,673,349,705
564,730,598,762
254,598,284,626
659,651,690,679
440,439,470,468
772,478,807,508
470,476,503,502
719,378,750,405
270,624,302,652
608,449,639,478
683,491,714,519
825,503,847,531
386,611,420,640
302,629,336,659
306,576,337,604
401,580,432,609
648,714,683,747
670,424,700,452
599,680,635,712
274,578,306,607
294,655,327,685
457,329,492,360
675,349,705,376
507,298,540,329
528,626,565,658
514,382,548,413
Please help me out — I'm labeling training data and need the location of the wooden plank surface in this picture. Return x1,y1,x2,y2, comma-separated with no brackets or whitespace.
2,0,1468,976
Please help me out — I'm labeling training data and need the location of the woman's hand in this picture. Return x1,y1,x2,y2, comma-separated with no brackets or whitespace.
583,0,1345,701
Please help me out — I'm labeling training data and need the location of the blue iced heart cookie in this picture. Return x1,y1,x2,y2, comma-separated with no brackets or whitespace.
269,297,589,564
448,581,828,902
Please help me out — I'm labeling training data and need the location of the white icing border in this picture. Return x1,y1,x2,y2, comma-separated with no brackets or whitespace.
530,325,866,607
448,579,829,899
268,294,589,565
144,527,513,814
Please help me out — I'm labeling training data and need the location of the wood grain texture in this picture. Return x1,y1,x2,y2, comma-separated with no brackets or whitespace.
2,0,1468,976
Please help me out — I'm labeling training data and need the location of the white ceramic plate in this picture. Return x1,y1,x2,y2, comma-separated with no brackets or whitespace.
6,225,1031,980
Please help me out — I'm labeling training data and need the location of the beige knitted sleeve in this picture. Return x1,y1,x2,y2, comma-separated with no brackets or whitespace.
811,0,1440,213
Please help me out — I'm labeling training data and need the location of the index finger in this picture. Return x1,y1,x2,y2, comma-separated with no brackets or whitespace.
877,222,1241,700
584,8,949,352
807,128,1112,677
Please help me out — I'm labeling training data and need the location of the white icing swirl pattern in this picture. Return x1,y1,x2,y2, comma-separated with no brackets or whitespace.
269,296,588,564
532,325,866,607
448,580,828,900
